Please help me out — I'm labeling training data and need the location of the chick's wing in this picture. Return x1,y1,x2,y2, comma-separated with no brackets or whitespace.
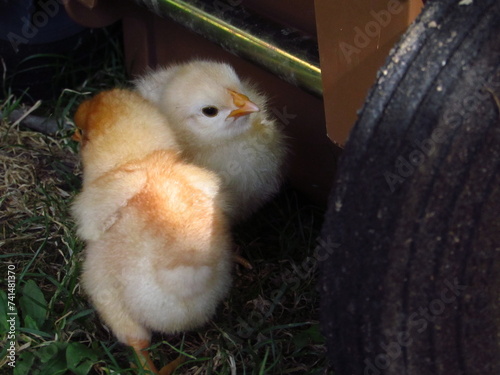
72,163,147,242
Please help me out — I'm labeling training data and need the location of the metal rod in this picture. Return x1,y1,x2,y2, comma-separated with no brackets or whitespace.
137,0,323,97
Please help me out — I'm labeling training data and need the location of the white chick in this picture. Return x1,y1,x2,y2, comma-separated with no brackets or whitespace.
71,89,232,375
135,60,287,223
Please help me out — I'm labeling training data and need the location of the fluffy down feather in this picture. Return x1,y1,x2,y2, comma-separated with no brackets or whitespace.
135,60,287,223
71,88,232,374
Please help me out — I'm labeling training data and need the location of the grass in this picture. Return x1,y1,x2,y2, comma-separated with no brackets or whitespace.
0,24,332,375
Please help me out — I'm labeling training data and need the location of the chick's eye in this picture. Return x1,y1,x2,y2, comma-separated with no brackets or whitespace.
202,106,219,117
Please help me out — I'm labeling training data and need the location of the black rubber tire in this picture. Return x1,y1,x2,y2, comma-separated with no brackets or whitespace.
319,1,500,375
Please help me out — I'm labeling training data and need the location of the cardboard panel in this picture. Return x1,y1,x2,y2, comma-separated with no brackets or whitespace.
315,0,423,146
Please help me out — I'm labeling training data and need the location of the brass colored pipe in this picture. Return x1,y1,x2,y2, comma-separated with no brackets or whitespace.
138,0,323,97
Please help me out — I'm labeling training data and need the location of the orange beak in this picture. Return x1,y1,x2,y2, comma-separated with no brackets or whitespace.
72,129,83,142
227,89,260,119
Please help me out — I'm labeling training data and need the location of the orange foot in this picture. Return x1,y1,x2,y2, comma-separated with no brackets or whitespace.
127,338,187,375
127,338,159,374
233,245,253,270
235,254,253,269
159,355,186,375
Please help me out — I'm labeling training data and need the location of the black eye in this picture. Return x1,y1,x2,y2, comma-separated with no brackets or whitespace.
202,106,219,117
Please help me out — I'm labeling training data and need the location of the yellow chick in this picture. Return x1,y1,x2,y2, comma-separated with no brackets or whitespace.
135,60,287,223
71,89,232,375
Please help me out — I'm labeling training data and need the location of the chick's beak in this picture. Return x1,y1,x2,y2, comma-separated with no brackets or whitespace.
72,129,83,142
227,89,260,119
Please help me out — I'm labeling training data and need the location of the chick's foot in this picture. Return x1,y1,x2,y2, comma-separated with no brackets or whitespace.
235,254,253,270
128,338,159,374
159,355,186,375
